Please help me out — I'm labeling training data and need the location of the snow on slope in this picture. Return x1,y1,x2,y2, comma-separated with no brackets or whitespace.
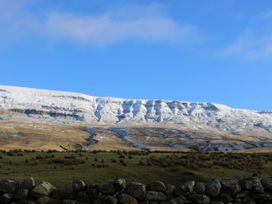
259,110,272,116
0,85,272,137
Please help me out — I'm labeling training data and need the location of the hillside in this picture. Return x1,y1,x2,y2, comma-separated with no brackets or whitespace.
0,85,272,152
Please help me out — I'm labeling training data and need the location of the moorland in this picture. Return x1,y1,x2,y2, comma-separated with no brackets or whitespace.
0,150,271,186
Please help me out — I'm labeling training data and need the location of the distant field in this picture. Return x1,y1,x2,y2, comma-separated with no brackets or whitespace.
0,119,137,151
0,117,272,186
0,151,271,186
1,118,272,153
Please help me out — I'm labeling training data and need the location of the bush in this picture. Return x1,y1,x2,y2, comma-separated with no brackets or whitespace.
50,158,85,166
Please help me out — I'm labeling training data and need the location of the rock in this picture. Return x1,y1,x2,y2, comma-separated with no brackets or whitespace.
99,180,117,195
159,201,171,204
235,190,248,199
148,201,159,204
147,181,166,192
169,196,185,204
175,181,195,195
72,180,86,192
3,177,272,204
16,200,36,204
75,191,90,202
115,178,126,192
138,201,148,204
233,198,242,203
118,193,138,204
51,187,73,200
206,179,221,197
86,184,100,201
20,177,36,190
95,195,118,204
221,179,241,194
242,196,256,204
252,192,272,202
194,182,206,194
146,191,166,201
125,182,146,200
63,200,76,204
187,194,211,204
30,181,56,197
261,177,272,192
214,192,233,203
165,184,176,199
36,196,59,204
251,177,264,193
0,193,14,204
240,177,264,193
240,178,252,190
0,179,19,193
180,180,195,194
15,189,29,199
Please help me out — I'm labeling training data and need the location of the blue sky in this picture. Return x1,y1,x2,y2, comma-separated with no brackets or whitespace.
1,0,272,110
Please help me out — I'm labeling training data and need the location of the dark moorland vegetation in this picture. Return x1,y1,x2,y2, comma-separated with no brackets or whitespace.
0,150,271,186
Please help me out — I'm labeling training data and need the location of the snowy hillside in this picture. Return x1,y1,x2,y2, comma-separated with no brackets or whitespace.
0,85,272,138
259,110,272,116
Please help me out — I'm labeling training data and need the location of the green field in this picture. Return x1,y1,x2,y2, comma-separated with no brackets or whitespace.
0,150,271,186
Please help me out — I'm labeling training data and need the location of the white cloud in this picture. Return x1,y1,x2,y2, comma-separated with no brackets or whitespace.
220,9,272,60
0,1,201,46
43,12,198,46
222,33,272,59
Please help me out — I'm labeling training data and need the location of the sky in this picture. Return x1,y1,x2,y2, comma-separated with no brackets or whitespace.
0,0,272,111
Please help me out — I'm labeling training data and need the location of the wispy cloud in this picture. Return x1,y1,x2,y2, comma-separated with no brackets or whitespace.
0,1,201,46
221,9,272,60
222,32,272,59
43,12,198,46
0,0,39,44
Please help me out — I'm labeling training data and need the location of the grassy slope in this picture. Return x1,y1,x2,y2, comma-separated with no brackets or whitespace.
0,151,271,186
0,119,140,152
0,118,272,152
0,118,271,186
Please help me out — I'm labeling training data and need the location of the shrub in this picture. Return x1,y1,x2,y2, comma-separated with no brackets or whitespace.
64,155,76,159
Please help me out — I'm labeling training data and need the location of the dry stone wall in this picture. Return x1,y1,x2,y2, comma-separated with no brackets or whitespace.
0,176,272,204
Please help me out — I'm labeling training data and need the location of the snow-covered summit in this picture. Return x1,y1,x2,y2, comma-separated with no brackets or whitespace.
0,85,271,137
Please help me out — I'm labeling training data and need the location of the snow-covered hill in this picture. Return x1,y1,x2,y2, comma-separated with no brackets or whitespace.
0,85,272,138
0,85,272,152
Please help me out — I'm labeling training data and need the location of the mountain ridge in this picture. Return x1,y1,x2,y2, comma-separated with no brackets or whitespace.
0,85,261,111
0,85,271,130
0,85,272,152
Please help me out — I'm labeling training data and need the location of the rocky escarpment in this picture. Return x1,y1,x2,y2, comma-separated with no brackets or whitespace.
0,176,272,203
1,85,272,152
0,85,272,134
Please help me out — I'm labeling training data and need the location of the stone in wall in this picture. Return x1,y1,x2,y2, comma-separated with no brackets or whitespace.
0,176,271,203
